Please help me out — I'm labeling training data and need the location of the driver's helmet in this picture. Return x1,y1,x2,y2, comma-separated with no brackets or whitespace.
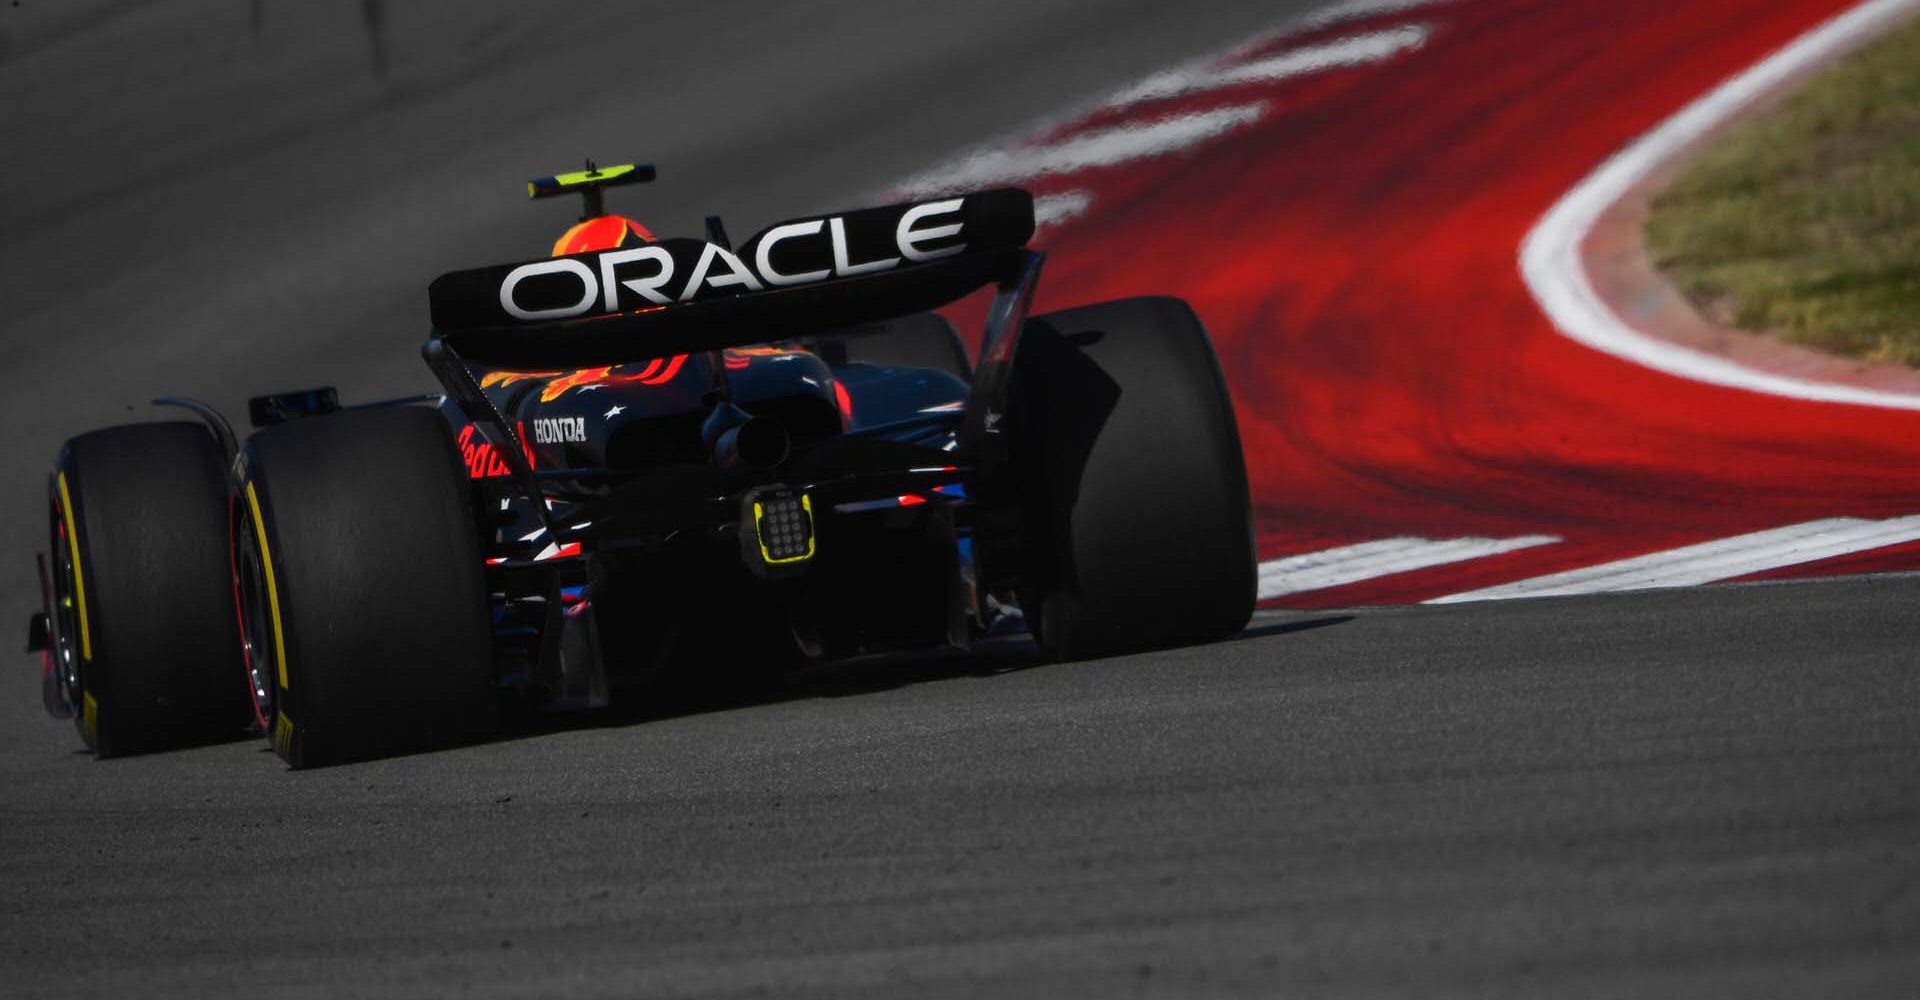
551,215,654,257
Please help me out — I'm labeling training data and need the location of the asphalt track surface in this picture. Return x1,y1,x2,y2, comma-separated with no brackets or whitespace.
3,1,1918,997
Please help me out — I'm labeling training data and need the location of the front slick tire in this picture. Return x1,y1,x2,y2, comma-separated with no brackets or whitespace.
240,407,496,768
1009,297,1256,660
54,422,249,757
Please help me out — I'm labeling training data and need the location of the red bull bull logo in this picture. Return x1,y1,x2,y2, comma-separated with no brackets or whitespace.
479,354,692,403
456,423,537,479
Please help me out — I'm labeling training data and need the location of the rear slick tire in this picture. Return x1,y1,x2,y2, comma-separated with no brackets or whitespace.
238,407,497,768
1007,296,1256,660
51,422,250,757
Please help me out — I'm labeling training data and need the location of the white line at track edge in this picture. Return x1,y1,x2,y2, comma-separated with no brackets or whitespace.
889,0,1453,202
1104,26,1429,110
1428,515,1920,603
899,105,1267,197
1259,534,1559,598
1520,0,1920,410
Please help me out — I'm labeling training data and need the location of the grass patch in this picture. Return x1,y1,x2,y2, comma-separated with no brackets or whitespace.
1644,14,1920,365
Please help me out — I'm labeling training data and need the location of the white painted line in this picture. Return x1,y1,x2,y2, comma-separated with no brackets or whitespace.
1521,0,1920,410
1428,515,1920,603
892,0,1444,205
1259,534,1560,598
1108,25,1429,109
900,104,1267,197
1300,0,1455,29
1032,190,1093,229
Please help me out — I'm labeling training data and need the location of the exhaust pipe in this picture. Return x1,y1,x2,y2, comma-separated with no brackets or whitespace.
714,417,789,470
702,401,789,470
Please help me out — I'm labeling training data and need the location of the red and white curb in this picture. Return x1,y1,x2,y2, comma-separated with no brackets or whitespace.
895,0,1920,608
1257,535,1557,600
896,0,1457,226
1256,515,1920,603
1522,0,1920,411
1428,516,1920,602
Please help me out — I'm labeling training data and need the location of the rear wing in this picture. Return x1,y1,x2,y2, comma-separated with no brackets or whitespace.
427,188,1035,368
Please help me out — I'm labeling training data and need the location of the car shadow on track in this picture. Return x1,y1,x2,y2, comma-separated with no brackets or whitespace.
1230,614,1355,642
499,637,1048,740
495,614,1355,742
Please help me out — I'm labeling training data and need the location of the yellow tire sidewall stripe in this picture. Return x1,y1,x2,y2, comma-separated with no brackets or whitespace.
56,472,92,662
273,711,295,759
244,482,291,692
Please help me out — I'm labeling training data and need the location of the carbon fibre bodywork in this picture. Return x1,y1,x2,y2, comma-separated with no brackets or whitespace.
453,338,983,708
416,190,1044,709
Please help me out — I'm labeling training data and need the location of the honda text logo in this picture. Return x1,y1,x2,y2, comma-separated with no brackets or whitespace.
531,416,587,444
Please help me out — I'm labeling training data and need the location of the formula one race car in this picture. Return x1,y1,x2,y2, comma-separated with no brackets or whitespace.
29,163,1255,767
